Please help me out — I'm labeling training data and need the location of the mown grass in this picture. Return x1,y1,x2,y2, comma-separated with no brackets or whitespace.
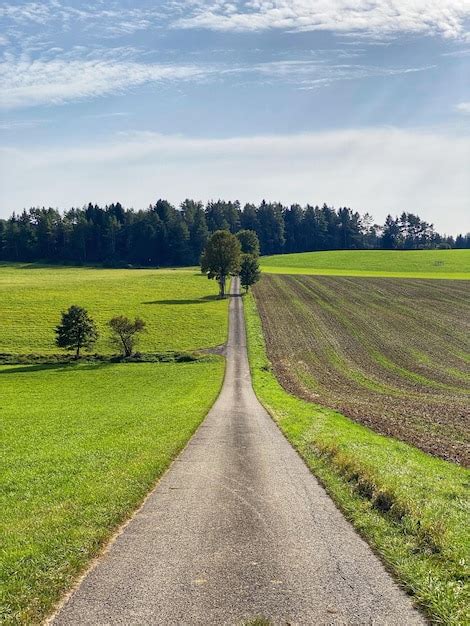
0,263,229,623
0,264,226,354
244,292,470,625
0,359,225,624
261,249,470,279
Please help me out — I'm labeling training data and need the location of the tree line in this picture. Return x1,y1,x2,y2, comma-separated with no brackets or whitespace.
1,200,468,266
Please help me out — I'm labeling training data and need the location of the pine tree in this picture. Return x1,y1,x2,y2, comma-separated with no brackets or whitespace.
55,306,98,358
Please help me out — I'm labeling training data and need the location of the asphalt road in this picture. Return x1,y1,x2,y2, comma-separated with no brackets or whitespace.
52,277,425,625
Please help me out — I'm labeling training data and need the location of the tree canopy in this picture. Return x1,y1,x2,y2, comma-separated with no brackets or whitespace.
239,254,261,293
201,230,241,297
237,229,260,256
55,305,98,357
108,316,146,357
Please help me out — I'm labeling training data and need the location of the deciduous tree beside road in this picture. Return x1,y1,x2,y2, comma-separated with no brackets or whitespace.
201,230,241,297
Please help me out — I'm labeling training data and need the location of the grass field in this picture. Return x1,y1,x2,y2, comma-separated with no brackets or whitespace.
261,249,470,279
0,359,224,624
253,274,470,465
0,264,227,355
0,263,228,624
244,292,470,625
2,256,469,624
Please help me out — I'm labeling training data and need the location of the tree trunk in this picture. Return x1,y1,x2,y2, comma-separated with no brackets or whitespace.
76,344,80,359
119,334,127,357
219,275,226,298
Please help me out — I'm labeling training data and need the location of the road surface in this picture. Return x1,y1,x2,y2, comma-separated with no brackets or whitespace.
53,277,424,625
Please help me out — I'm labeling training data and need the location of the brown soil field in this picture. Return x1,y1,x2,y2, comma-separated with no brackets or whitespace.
253,275,470,465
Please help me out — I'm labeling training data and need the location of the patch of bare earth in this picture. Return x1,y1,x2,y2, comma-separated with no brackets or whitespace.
254,275,470,466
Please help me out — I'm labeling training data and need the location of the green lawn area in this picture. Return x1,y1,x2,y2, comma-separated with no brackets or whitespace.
0,359,225,624
244,292,470,625
261,249,470,279
0,264,227,354
0,263,228,624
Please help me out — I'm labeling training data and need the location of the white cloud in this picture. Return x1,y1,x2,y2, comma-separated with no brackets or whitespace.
82,111,130,119
0,2,52,25
0,1,168,66
0,2,163,35
2,0,470,41
0,49,432,109
0,119,46,130
456,102,470,113
241,60,434,89
1,128,469,234
442,48,470,57
175,0,470,39
0,55,211,108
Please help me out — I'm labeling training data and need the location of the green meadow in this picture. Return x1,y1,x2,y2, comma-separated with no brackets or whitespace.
261,249,470,279
0,264,227,355
0,264,228,624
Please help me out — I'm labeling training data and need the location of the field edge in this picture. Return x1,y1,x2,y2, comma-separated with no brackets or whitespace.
243,291,470,626
261,266,470,280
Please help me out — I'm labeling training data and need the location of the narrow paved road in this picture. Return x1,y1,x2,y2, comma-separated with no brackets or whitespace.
53,278,424,625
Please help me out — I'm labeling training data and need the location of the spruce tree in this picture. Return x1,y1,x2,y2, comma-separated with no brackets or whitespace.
55,305,98,358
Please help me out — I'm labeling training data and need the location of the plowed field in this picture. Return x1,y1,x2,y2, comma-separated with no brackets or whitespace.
253,275,470,465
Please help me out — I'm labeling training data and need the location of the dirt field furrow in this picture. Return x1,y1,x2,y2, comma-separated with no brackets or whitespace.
254,275,470,465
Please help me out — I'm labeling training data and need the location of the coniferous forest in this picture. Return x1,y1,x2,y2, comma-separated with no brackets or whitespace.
0,199,468,267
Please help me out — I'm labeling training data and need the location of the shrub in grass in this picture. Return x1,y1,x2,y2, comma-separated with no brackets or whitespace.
108,316,146,357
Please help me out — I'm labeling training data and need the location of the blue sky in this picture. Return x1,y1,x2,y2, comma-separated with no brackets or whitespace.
1,1,469,234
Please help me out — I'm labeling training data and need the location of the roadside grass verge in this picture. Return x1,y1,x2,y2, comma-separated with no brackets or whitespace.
244,292,470,625
261,249,470,279
0,358,225,624
0,264,226,354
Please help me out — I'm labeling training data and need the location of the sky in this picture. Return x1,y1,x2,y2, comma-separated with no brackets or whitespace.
0,1,470,234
